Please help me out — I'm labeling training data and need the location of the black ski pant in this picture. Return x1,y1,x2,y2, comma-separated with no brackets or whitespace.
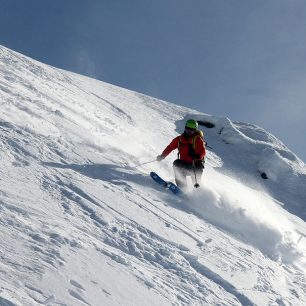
173,159,204,189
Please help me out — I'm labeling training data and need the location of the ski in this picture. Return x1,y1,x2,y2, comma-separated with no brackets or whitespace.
150,172,183,195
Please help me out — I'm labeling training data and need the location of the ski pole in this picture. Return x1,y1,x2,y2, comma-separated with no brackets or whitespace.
204,141,213,150
131,159,157,168
192,161,200,188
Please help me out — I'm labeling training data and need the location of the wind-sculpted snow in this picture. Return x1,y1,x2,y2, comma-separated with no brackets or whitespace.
1,45,306,305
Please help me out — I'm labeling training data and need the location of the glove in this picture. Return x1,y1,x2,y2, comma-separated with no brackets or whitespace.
156,154,165,162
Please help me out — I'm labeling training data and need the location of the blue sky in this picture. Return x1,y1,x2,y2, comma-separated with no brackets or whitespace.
1,0,306,162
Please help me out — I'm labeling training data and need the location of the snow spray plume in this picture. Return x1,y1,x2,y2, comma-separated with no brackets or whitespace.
186,169,303,264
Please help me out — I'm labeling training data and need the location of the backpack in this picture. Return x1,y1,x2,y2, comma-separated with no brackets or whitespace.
177,129,205,159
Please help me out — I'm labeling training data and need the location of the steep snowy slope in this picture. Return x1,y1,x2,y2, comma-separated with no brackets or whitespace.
0,45,306,306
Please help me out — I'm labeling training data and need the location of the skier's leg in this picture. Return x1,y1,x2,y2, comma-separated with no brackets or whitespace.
190,168,203,186
191,161,204,187
174,168,187,189
173,160,187,189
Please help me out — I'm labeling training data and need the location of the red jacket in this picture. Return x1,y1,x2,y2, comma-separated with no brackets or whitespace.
162,132,206,163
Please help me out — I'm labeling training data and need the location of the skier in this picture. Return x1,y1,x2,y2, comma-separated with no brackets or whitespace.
156,119,206,190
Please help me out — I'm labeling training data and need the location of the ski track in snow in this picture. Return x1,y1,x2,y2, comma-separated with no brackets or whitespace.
1,45,306,305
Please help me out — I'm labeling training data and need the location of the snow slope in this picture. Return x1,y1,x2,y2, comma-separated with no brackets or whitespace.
0,45,306,306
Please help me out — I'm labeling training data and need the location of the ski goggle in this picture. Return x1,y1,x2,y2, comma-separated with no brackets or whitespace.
185,127,195,131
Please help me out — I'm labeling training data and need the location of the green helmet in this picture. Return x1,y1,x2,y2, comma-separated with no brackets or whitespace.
185,119,198,129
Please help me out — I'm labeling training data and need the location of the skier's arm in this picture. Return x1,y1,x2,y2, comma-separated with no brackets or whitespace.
189,137,206,160
160,136,180,159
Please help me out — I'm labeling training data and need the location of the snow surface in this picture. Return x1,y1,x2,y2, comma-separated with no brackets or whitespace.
0,45,306,305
